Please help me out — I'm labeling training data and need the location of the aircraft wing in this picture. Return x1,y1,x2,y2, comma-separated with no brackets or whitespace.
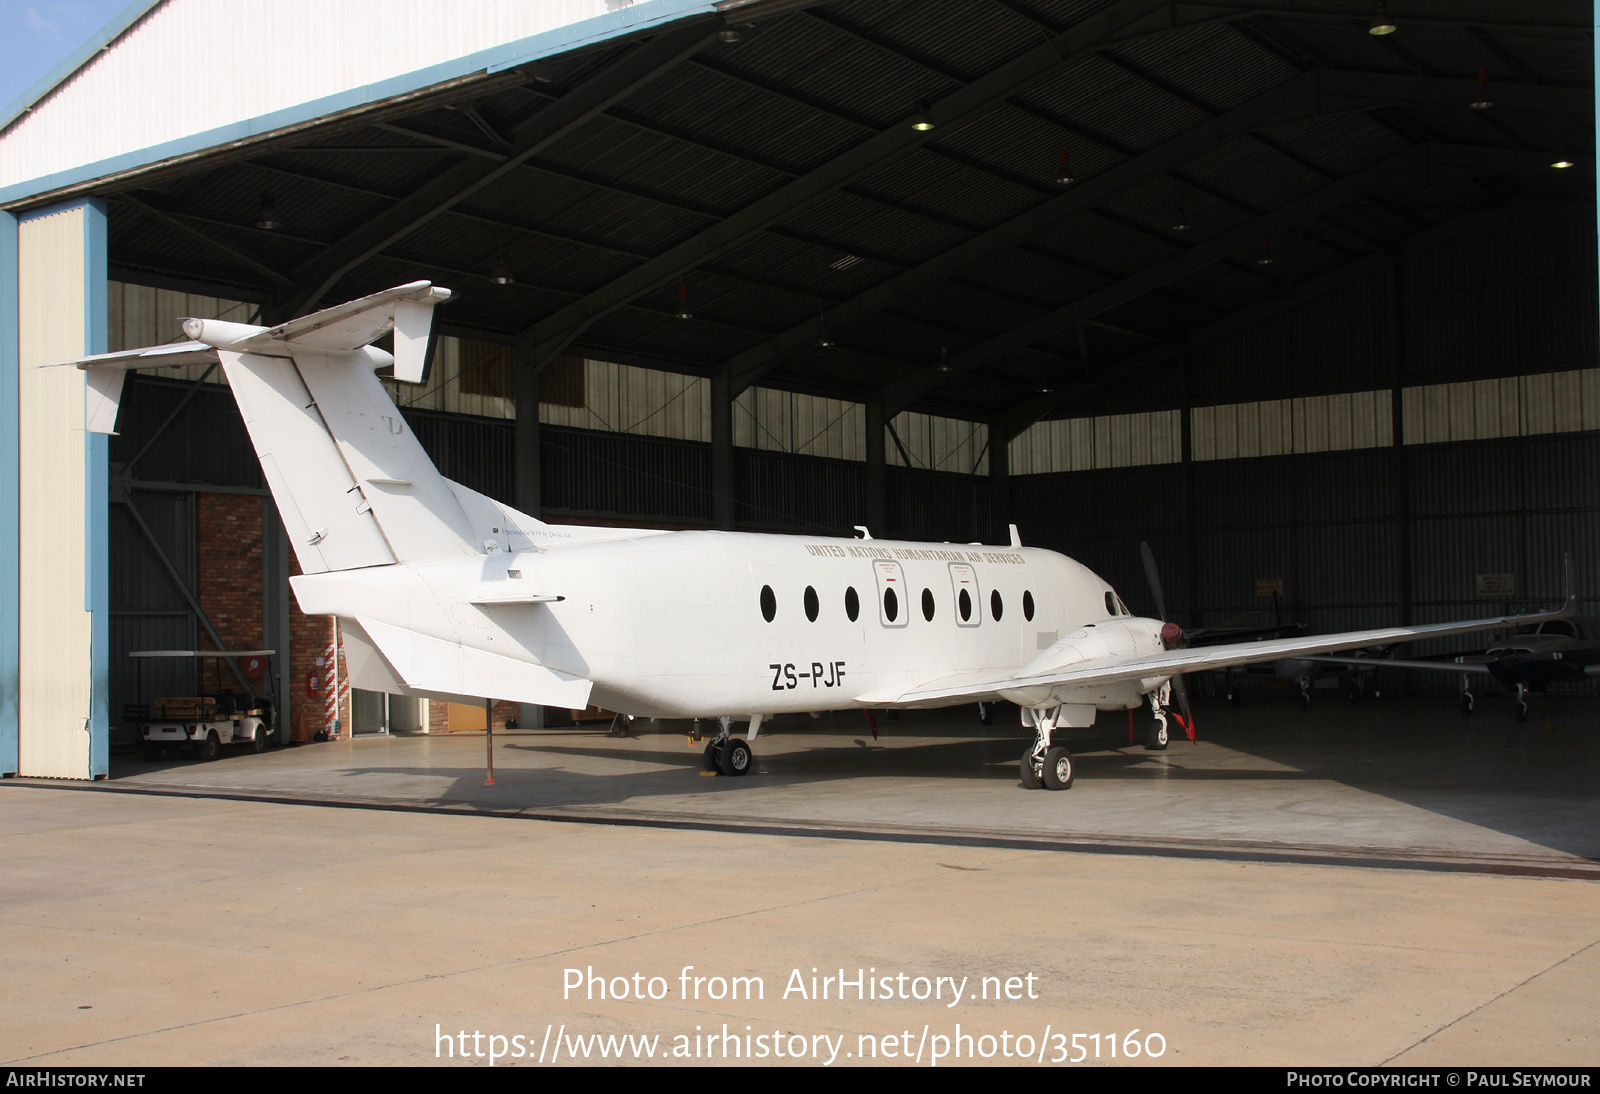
1299,654,1496,675
861,601,1575,705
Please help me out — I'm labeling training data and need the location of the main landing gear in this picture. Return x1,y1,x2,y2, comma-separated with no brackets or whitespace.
1019,705,1075,791
699,714,761,777
1459,680,1531,721
1146,681,1172,751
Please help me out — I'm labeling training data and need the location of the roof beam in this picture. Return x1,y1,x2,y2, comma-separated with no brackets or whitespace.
279,16,720,316
997,203,1515,435
726,70,1324,393
725,66,1574,395
879,143,1431,416
518,0,1188,368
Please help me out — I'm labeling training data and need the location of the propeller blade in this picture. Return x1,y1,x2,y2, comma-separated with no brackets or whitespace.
1141,541,1197,739
1140,540,1168,622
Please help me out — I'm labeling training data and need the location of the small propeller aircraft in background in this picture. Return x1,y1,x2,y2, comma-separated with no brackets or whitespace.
1309,612,1598,721
50,282,1577,789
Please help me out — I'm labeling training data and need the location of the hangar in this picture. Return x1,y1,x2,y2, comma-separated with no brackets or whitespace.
0,0,1594,780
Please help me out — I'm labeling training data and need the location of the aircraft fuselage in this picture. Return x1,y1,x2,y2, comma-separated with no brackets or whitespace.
293,527,1155,719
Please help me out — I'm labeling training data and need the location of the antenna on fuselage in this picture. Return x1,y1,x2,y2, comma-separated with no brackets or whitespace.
853,526,873,539
1009,524,1022,547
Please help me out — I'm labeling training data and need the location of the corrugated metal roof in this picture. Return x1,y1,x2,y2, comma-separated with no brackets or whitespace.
43,0,1587,425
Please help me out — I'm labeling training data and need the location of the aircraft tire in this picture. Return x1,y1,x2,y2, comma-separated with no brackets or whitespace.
1146,722,1169,751
1460,694,1474,716
702,740,723,772
1040,746,1074,790
719,738,753,777
1019,748,1042,790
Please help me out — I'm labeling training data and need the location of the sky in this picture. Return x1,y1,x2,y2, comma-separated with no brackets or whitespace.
0,0,145,119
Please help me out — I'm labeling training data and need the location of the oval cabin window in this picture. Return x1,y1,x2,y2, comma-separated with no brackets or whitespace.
845,586,860,622
991,590,1003,621
804,585,819,622
921,588,935,621
760,585,777,623
883,587,899,623
1023,590,1035,621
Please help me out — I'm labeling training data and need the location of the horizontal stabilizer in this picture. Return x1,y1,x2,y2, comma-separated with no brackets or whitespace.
43,340,221,434
357,616,592,709
200,282,451,383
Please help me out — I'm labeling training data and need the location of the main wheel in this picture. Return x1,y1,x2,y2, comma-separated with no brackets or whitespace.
1019,747,1042,789
1040,746,1074,790
702,740,723,772
1146,721,1169,751
199,732,221,762
718,738,753,777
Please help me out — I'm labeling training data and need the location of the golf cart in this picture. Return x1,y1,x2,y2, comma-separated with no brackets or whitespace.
126,649,278,761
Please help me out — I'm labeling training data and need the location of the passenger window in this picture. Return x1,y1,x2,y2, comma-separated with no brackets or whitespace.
1023,590,1035,621
760,585,776,623
991,590,1003,621
845,586,860,622
958,588,972,622
921,588,935,621
804,585,819,622
884,587,899,622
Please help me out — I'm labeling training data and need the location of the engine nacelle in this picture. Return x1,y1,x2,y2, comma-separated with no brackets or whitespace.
1000,616,1167,708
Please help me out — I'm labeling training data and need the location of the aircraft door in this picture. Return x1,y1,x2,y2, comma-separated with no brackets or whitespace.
874,560,908,627
948,563,981,627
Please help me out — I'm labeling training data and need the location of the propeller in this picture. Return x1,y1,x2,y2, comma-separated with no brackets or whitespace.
1140,541,1197,741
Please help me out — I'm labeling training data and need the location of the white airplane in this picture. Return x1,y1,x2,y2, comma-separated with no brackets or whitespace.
52,282,1575,790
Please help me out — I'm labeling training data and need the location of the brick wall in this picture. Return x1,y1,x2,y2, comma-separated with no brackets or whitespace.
195,494,263,651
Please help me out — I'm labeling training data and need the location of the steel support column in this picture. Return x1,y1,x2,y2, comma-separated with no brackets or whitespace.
711,370,735,530
514,339,541,518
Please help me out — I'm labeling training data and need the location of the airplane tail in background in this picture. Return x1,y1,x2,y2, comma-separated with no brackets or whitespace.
51,282,485,575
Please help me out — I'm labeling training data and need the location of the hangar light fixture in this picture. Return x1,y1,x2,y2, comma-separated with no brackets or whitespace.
1054,146,1074,186
1368,3,1396,35
718,25,744,43
254,191,280,231
816,304,835,348
910,100,935,132
490,257,514,285
935,345,953,373
1551,160,1574,169
1470,67,1492,110
1256,238,1274,265
1170,203,1190,231
676,283,693,320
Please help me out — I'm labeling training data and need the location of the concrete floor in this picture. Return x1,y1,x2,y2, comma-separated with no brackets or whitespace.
3,695,1596,1066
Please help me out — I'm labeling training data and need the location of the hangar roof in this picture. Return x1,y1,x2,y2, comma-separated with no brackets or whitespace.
8,0,1595,426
